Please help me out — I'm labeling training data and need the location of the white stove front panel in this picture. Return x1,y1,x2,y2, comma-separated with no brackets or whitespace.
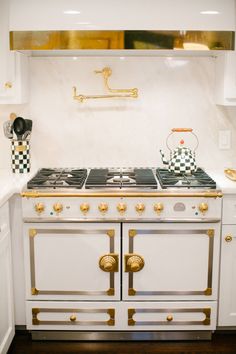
22,196,222,221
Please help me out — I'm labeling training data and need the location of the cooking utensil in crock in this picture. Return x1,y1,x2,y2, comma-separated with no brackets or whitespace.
13,117,26,140
160,128,199,175
22,119,33,140
3,120,13,139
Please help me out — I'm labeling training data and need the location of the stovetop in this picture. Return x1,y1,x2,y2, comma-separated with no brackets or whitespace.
156,168,217,189
26,167,217,190
85,168,158,189
27,168,87,189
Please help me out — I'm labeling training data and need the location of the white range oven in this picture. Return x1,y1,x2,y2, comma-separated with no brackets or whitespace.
21,167,222,340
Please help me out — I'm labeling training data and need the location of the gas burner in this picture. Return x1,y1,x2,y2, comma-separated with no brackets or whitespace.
27,168,87,189
85,168,158,189
156,168,216,189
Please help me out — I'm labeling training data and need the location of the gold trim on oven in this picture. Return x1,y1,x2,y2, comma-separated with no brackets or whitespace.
127,228,214,297
31,307,115,326
127,307,211,326
21,191,223,198
29,227,117,297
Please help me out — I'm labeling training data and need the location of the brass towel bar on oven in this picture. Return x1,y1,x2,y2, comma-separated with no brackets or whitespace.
73,67,138,102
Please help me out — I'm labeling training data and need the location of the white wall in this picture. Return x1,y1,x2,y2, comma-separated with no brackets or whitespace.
1,55,236,171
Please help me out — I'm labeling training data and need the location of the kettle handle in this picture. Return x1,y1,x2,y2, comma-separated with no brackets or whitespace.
172,128,192,133
166,128,199,152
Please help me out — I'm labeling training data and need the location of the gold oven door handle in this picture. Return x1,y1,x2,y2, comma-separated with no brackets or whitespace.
125,254,145,272
99,254,119,272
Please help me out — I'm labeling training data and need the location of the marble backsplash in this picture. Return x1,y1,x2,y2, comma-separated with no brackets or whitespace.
1,56,236,171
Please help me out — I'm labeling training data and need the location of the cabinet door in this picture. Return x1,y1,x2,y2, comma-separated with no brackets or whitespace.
0,0,28,103
123,223,220,301
0,229,15,354
218,225,236,326
24,223,120,300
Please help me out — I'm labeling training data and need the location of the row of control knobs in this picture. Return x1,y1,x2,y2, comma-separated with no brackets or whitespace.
34,202,209,215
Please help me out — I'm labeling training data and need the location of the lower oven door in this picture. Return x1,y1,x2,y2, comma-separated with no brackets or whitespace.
123,222,220,301
24,223,120,300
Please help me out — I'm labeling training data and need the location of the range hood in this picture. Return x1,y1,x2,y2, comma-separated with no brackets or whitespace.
9,0,235,55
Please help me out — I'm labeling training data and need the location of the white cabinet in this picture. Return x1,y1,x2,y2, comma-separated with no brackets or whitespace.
215,52,236,106
218,195,236,326
0,202,14,354
0,0,28,104
9,0,235,31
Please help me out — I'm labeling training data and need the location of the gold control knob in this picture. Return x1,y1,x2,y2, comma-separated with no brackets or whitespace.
125,254,145,272
53,203,63,214
70,314,77,322
117,203,127,214
34,203,45,214
135,203,145,214
198,202,208,214
99,254,118,272
225,235,233,242
166,315,173,322
80,203,90,214
154,202,164,214
98,203,108,214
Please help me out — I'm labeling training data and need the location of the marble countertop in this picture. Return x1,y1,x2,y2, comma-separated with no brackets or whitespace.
1,168,236,208
0,169,36,208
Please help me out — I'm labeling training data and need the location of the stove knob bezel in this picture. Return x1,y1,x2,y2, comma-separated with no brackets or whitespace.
98,202,109,214
117,203,127,214
34,202,45,214
80,203,90,215
135,203,145,214
53,203,63,214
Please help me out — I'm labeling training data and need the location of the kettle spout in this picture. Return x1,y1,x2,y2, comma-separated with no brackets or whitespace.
160,149,169,165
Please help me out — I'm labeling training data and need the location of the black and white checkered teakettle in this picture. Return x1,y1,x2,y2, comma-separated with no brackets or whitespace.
160,128,199,175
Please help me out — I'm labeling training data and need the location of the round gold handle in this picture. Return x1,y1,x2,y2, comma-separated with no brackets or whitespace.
225,235,233,242
98,203,108,214
166,315,173,322
70,314,77,322
198,202,208,214
127,255,145,272
99,255,118,272
34,203,45,214
4,81,12,89
135,203,145,214
117,203,127,214
53,203,63,214
80,203,90,214
154,203,164,214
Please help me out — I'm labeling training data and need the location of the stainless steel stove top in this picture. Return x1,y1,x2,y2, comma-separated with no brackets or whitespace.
26,167,217,192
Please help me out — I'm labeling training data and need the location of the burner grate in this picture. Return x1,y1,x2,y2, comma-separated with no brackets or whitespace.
156,168,216,189
85,168,158,189
27,168,87,189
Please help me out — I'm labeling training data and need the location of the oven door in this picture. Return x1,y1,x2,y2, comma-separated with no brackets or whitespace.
123,222,220,301
24,223,120,300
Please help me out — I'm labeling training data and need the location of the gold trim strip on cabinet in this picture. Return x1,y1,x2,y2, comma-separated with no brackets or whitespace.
21,191,223,198
10,30,234,51
29,228,116,296
32,308,115,326
128,308,211,326
127,228,214,296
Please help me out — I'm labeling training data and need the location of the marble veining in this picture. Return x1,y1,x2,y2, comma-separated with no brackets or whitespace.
1,56,236,170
